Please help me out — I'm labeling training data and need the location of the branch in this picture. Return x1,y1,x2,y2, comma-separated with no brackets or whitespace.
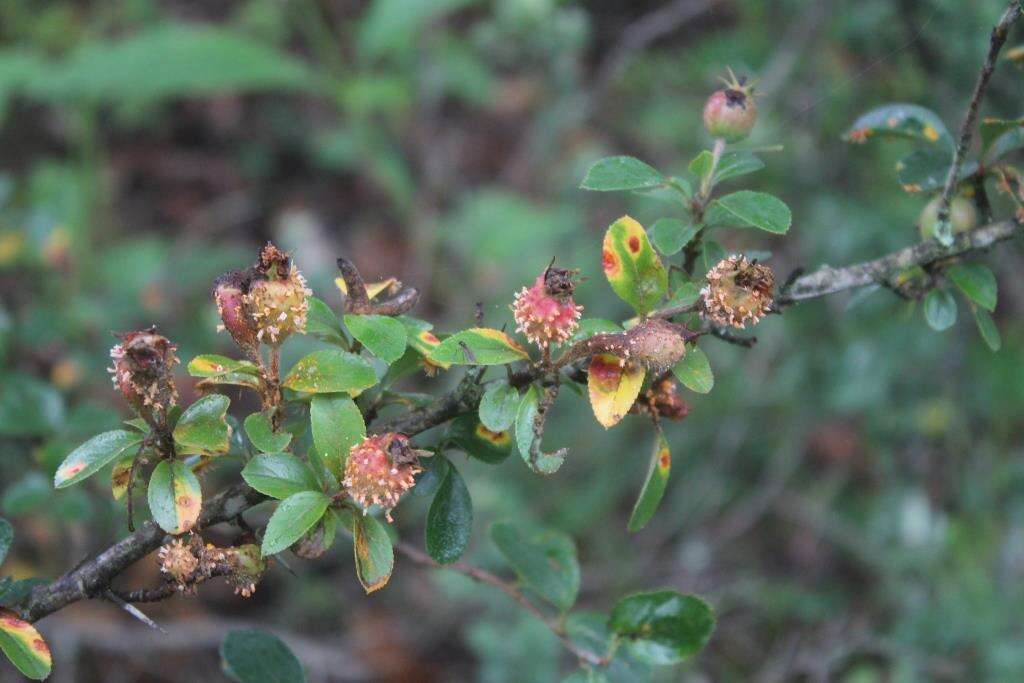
778,219,1019,304
937,1,1022,230
394,541,610,667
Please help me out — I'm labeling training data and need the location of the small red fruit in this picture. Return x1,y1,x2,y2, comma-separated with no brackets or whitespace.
109,327,179,424
703,68,757,143
512,265,584,349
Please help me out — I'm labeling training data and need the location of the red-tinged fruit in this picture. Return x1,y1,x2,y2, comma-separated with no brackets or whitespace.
703,68,757,142
343,433,427,521
109,327,179,425
213,270,258,350
702,255,775,328
512,266,583,349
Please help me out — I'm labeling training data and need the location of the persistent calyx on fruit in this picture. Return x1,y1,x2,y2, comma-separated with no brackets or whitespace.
702,67,758,142
512,264,584,349
702,255,775,328
109,326,179,426
918,195,979,241
213,242,311,349
343,433,430,522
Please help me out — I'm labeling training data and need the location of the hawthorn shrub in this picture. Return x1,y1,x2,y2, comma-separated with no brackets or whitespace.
1,4,1023,680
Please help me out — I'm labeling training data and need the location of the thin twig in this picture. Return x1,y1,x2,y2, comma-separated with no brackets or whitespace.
937,1,1022,235
394,541,611,667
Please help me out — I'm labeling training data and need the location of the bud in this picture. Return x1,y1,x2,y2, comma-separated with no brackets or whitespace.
702,255,775,328
157,538,200,591
918,196,978,241
224,543,266,598
213,270,258,350
243,243,311,345
703,69,757,143
343,433,425,522
512,266,583,349
109,327,179,424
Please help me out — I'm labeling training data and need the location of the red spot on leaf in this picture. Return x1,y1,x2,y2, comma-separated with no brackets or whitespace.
602,249,620,276
0,615,22,628
421,331,440,344
659,450,671,469
628,236,641,253
32,638,49,655
588,355,622,390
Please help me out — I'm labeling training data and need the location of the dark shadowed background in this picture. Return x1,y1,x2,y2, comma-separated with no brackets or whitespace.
1,0,1023,681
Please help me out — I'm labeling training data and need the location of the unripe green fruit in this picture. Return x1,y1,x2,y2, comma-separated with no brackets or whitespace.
918,196,978,241
703,87,757,142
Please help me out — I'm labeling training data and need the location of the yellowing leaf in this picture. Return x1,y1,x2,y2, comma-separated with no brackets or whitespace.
335,276,399,300
587,354,645,428
430,328,529,365
0,609,51,680
602,216,668,315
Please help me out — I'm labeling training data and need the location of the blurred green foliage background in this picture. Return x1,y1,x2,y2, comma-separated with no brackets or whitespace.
1,0,1023,680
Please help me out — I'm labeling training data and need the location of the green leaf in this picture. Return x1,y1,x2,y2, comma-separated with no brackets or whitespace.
187,354,259,378
0,609,51,680
843,104,952,146
984,126,1024,163
244,412,292,453
54,429,143,488
0,519,10,566
515,385,565,474
220,629,306,683
490,521,579,612
147,460,203,535
446,414,513,464
672,346,713,394
701,240,727,272
343,314,408,363
602,216,668,316
923,289,958,331
310,394,366,476
580,156,664,192
353,512,394,594
282,349,377,395
946,263,997,312
261,491,330,556
570,319,622,344
649,218,699,256
609,590,715,665
895,148,977,194
426,460,473,564
430,328,530,365
687,150,714,186
628,431,672,533
305,296,346,345
973,306,1002,351
173,394,231,456
32,25,315,104
665,282,701,310
241,454,320,500
705,191,791,234
713,151,765,184
479,382,520,432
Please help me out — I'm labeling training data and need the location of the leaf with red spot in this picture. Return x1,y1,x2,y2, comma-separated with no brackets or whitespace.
602,216,668,316
843,104,951,147
54,429,144,489
399,316,452,372
147,460,203,535
0,609,51,680
587,354,645,428
628,430,671,532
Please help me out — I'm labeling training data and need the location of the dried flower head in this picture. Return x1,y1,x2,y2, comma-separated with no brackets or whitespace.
224,544,266,598
158,538,200,590
109,327,179,424
632,377,690,421
512,266,583,348
343,433,426,522
702,255,775,328
243,243,311,345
